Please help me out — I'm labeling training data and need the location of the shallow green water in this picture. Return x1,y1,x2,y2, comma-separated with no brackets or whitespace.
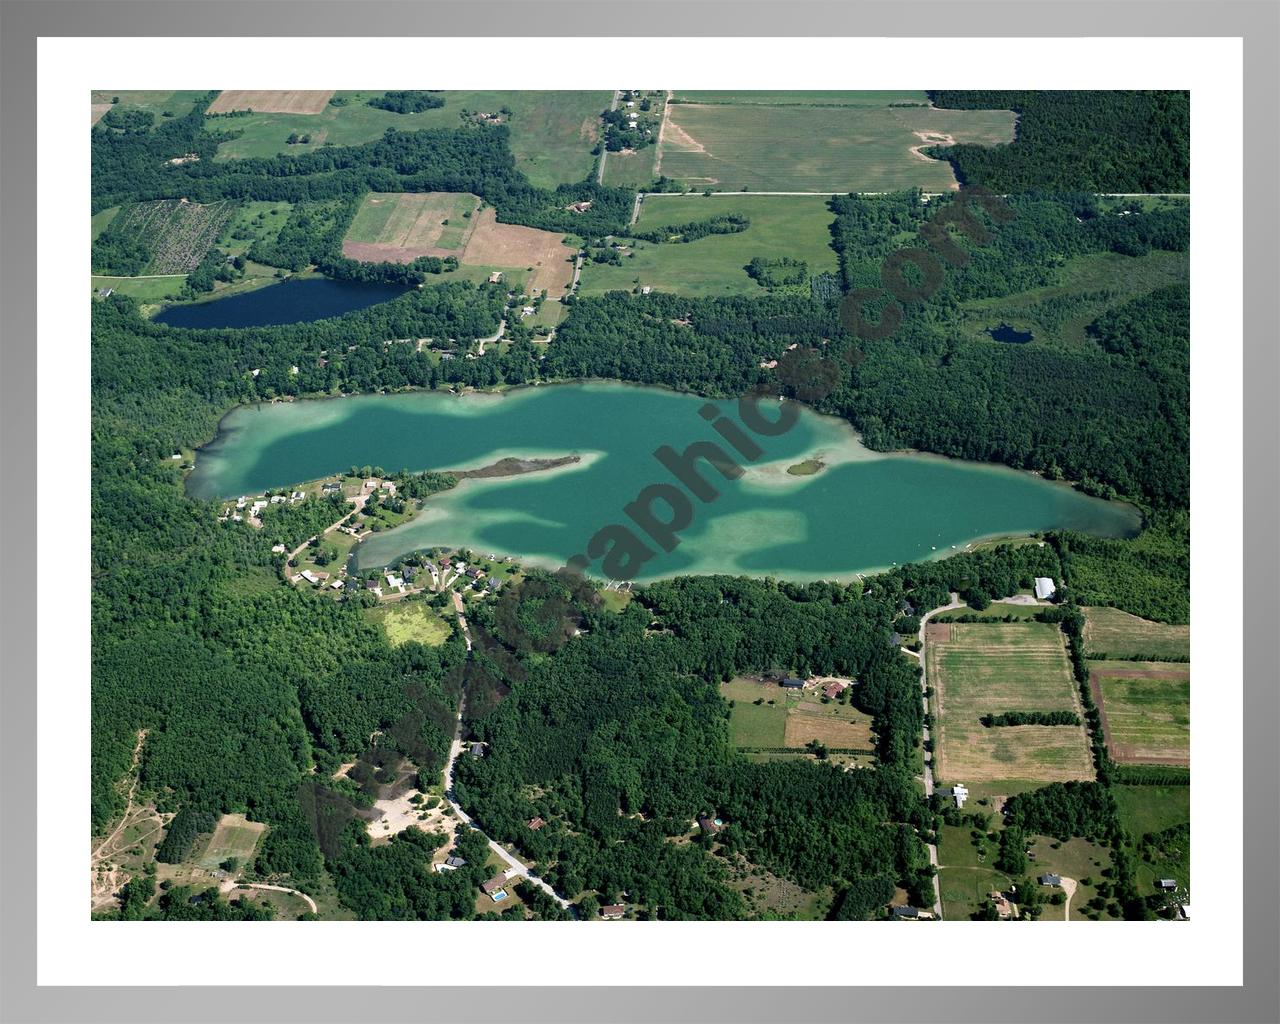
187,382,1141,581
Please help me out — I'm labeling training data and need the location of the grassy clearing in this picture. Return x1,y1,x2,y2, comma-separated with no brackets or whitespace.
209,90,609,188
722,677,788,747
195,813,266,870
932,599,1042,622
957,249,1189,351
929,622,1094,787
579,194,840,297
92,90,208,121
1094,665,1190,764
91,275,184,303
1113,785,1189,838
658,101,1014,192
365,601,452,647
217,200,294,257
598,588,633,613
92,206,120,240
1114,786,1190,900
1083,606,1190,661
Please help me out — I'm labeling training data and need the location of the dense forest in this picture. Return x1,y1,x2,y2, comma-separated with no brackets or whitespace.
925,91,1190,193
91,92,1191,920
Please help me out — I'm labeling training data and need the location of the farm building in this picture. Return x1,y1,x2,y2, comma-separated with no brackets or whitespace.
1034,576,1057,600
600,904,626,920
780,677,805,690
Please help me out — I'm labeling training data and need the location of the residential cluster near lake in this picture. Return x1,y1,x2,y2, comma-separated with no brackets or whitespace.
91,88,1190,924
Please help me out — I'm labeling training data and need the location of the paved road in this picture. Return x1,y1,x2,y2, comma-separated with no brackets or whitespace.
441,693,570,909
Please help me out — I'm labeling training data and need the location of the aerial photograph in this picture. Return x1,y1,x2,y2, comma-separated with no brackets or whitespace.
90,88,1190,923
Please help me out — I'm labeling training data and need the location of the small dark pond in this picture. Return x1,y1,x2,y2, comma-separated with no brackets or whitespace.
987,323,1035,344
153,278,409,329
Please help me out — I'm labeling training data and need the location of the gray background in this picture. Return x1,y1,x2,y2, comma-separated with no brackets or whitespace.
1,2,1276,1022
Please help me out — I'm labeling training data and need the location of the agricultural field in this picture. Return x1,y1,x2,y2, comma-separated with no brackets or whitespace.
341,192,481,263
207,90,610,188
339,196,576,296
928,621,1095,792
721,677,874,758
1091,663,1190,765
207,90,335,114
671,90,932,107
657,100,1015,192
1082,606,1190,661
578,194,840,297
956,249,1190,352
104,199,237,274
364,601,453,648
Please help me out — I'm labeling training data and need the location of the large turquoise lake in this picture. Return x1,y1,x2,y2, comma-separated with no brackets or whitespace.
187,383,1141,582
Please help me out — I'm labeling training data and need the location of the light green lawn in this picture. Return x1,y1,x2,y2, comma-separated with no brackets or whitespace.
579,194,839,297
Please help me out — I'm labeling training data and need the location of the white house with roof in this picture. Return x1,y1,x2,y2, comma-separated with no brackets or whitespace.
1033,577,1057,601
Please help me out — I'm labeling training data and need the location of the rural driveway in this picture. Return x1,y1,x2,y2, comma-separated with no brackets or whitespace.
230,882,318,916
917,594,963,919
1060,877,1078,920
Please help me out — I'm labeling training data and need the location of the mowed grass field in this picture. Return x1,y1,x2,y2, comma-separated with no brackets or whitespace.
1092,664,1190,765
342,192,481,261
364,602,453,647
721,677,874,752
195,813,266,870
208,90,610,188
1083,606,1190,661
658,101,1015,192
929,622,1094,788
579,194,840,297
